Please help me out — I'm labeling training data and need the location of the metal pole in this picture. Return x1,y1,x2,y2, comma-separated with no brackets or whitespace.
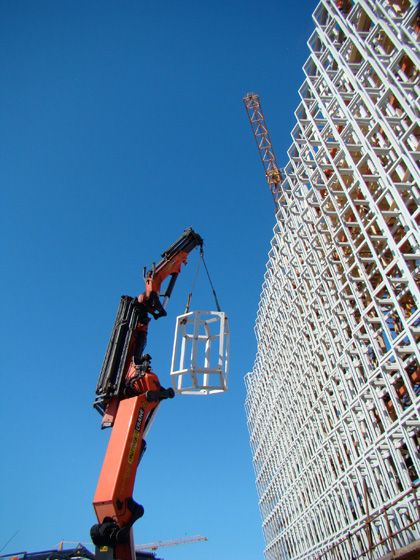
364,479,373,560
383,506,395,557
412,483,420,522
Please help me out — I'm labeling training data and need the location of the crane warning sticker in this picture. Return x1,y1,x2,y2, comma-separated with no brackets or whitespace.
128,407,145,464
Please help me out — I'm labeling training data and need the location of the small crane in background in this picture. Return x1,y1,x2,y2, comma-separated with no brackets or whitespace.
54,535,208,554
135,535,208,552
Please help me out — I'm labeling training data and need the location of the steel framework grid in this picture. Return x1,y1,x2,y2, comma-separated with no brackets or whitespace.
244,0,420,559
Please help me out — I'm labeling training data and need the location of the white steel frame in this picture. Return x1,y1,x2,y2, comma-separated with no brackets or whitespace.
171,310,229,395
245,1,420,558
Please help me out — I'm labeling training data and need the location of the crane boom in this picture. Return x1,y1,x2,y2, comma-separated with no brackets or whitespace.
243,92,283,207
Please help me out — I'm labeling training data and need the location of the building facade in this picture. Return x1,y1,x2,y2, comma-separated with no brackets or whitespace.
245,1,420,558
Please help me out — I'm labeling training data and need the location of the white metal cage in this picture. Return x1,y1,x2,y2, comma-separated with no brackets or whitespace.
170,310,229,395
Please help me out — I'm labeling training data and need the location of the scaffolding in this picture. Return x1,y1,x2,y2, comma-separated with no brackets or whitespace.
244,0,420,559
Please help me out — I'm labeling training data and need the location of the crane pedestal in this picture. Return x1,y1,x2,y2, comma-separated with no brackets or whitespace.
170,310,229,395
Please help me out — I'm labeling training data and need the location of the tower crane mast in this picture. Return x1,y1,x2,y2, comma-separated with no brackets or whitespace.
243,92,283,208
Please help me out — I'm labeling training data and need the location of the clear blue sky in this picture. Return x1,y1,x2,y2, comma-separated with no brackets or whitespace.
1,2,316,559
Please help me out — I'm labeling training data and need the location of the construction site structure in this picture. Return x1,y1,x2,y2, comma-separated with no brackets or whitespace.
244,0,420,559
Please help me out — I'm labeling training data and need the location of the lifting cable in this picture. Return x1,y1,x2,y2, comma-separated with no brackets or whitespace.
184,249,221,313
184,253,201,313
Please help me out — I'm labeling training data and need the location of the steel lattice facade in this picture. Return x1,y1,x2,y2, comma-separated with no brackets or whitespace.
245,1,420,559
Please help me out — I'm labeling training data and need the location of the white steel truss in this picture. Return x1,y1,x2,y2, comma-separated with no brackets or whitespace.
245,1,420,559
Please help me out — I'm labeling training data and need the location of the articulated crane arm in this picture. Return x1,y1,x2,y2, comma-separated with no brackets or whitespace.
91,228,203,560
94,227,203,426
243,92,283,208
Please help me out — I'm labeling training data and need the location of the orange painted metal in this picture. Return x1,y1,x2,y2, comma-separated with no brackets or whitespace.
93,393,157,527
92,229,202,560
145,250,189,296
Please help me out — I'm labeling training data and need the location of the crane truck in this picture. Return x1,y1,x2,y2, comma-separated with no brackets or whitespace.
90,227,203,560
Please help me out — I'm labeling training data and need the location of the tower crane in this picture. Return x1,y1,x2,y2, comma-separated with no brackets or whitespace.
135,535,208,551
243,92,283,209
53,535,208,554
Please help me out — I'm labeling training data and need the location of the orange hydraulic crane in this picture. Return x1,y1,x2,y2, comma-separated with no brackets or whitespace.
91,228,203,560
135,535,208,552
243,92,283,209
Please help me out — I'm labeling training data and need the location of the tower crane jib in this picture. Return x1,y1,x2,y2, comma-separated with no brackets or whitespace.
243,92,283,208
135,535,208,551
